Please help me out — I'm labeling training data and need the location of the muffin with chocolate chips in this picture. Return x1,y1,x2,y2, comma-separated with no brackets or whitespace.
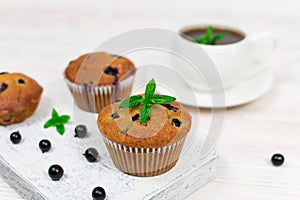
97,79,192,177
0,72,43,125
64,52,135,112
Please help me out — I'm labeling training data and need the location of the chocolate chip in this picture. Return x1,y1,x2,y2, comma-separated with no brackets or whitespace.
0,72,8,75
104,66,118,76
18,79,25,84
171,118,181,127
162,104,178,112
0,83,8,93
131,114,139,122
111,112,120,119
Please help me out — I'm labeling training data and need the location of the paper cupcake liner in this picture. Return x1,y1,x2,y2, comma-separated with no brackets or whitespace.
65,75,134,113
103,137,186,177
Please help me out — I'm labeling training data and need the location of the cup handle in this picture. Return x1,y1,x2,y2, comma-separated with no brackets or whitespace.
247,32,277,78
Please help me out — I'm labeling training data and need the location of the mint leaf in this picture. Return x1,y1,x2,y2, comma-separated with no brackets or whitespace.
119,95,143,108
212,32,228,44
206,26,213,43
44,119,55,128
56,125,65,135
194,35,206,44
118,79,176,124
140,103,151,124
193,26,229,45
44,108,70,135
145,79,156,99
119,97,131,108
52,109,59,120
59,115,70,124
151,94,176,104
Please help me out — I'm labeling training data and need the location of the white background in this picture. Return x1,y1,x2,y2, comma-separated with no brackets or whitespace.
0,0,300,199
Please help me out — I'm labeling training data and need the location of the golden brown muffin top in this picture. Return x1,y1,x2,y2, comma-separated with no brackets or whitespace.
0,72,43,124
65,52,135,86
97,100,192,148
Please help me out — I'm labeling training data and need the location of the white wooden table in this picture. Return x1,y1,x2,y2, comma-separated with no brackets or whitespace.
1,0,300,199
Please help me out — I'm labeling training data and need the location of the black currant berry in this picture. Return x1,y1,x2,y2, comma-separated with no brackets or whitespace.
171,118,181,127
83,148,99,162
162,104,178,112
92,187,106,200
10,131,21,144
104,66,118,76
111,112,120,119
39,139,51,153
131,114,139,122
18,79,25,84
0,83,8,93
271,153,284,166
74,125,87,138
48,165,64,181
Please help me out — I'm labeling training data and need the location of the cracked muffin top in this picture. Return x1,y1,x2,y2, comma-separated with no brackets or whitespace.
97,100,192,148
64,52,135,86
0,72,43,125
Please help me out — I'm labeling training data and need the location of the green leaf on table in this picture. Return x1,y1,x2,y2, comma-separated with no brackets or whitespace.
59,115,70,124
51,108,59,120
44,118,55,128
56,125,65,135
44,108,70,135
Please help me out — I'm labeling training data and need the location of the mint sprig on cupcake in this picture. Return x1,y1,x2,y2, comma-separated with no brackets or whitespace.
119,79,176,124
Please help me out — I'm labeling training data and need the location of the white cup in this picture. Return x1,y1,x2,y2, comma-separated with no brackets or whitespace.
171,24,277,91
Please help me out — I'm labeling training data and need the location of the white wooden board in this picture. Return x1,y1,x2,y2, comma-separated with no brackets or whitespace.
0,79,217,200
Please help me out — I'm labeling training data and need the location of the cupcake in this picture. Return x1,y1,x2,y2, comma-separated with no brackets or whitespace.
0,72,43,125
64,52,135,113
97,79,192,177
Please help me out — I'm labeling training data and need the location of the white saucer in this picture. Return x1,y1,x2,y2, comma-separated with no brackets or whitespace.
179,70,273,108
132,65,273,109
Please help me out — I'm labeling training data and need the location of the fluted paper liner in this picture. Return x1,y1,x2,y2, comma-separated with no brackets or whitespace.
65,75,134,113
103,137,186,177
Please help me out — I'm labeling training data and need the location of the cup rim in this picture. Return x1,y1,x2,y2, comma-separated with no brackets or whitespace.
179,24,247,48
